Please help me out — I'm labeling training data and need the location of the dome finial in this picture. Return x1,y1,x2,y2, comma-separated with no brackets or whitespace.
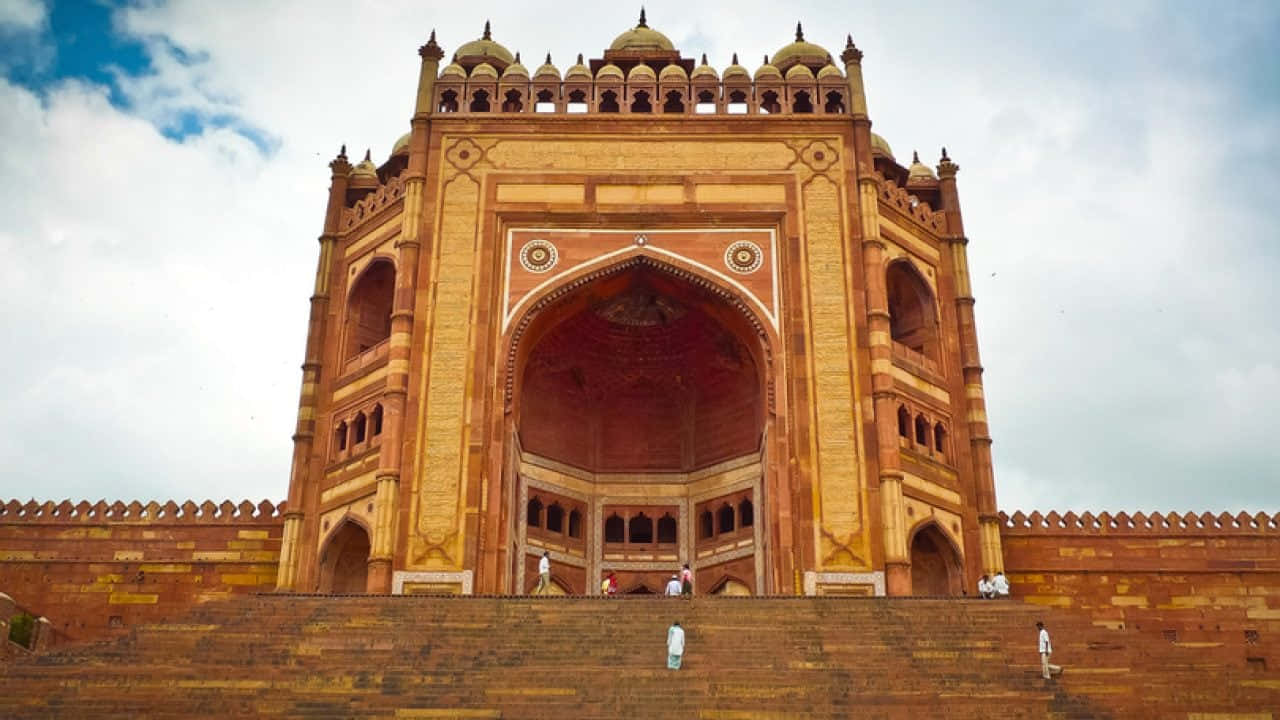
364,148,372,162
941,146,950,161
701,52,708,65
482,20,491,40
545,52,552,64
731,52,739,64
638,7,648,28
339,144,347,158
796,22,804,41
577,53,584,64
912,150,920,163
514,51,521,63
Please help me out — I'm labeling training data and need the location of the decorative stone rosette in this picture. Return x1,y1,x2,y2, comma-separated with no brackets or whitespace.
724,240,764,274
519,239,559,273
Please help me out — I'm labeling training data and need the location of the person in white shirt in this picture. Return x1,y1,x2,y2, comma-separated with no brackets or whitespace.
992,571,1010,598
666,621,686,670
535,551,551,594
664,575,682,596
977,574,993,599
1037,621,1062,679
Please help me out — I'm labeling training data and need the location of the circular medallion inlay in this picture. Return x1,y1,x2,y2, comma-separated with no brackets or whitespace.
724,240,764,274
519,239,559,273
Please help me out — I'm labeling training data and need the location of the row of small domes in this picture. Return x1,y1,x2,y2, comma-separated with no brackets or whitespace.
440,52,844,83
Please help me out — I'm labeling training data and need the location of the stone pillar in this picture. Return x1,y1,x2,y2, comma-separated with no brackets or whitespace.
276,148,351,591
936,149,1004,574
367,31,444,593
844,37,911,595
0,592,13,647
33,617,53,652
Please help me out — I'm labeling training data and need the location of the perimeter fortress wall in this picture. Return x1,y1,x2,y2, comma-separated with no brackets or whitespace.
1,499,1278,650
1000,509,1280,651
0,499,284,645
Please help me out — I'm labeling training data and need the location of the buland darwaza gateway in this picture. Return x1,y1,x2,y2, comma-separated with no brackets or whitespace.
276,14,1005,598
2,14,1278,717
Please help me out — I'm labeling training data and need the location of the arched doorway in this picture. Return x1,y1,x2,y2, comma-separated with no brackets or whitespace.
885,259,939,361
507,256,770,594
318,521,371,594
909,524,962,596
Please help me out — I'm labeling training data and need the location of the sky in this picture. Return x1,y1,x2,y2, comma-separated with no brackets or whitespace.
0,0,1276,514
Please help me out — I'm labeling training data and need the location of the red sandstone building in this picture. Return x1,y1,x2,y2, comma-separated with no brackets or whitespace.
1,17,1276,647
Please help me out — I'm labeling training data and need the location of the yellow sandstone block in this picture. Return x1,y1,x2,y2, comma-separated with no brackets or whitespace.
1187,713,1275,719
1110,595,1149,607
139,563,192,573
396,710,501,719
221,573,276,586
175,680,270,689
1024,595,1073,607
1,550,37,560
109,592,158,604
113,550,144,561
484,687,576,696
226,540,263,550
237,530,269,540
192,551,241,561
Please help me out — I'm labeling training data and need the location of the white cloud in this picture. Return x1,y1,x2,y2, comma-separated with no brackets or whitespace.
0,1,1276,515
0,0,45,30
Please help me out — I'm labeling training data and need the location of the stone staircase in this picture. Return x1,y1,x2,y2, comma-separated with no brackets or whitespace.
0,595,1275,719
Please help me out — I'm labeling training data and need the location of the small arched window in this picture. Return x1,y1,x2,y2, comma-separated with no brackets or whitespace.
657,514,677,544
534,89,555,112
760,90,781,114
915,415,929,446
334,421,348,452
501,89,523,112
568,509,582,538
438,90,459,113
567,89,588,113
897,406,911,438
792,91,813,113
824,91,845,114
699,510,714,539
599,90,620,113
630,91,652,113
353,412,367,444
629,513,653,544
546,503,564,533
469,89,490,112
934,423,948,454
717,504,735,534
527,497,543,528
662,91,684,113
739,499,754,528
727,90,748,114
605,514,625,543
344,260,395,360
370,404,383,436
695,89,716,114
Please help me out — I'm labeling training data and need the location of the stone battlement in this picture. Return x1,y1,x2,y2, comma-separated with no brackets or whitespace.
1000,509,1280,534
0,498,285,525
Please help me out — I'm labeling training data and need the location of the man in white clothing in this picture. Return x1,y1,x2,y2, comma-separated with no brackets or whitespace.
992,571,1010,598
535,551,551,594
977,574,993,599
667,621,685,670
1037,621,1062,679
664,574,682,596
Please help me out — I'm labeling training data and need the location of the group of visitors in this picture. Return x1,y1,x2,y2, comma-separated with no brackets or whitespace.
535,553,696,598
976,571,1010,598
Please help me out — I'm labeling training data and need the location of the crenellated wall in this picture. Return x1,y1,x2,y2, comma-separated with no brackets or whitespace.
0,499,284,645
999,509,1280,651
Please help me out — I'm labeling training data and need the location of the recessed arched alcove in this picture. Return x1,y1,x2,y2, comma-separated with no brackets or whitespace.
318,520,370,594
515,262,765,473
908,523,962,596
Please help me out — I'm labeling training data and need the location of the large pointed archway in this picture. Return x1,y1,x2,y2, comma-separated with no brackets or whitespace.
908,523,963,596
502,254,774,595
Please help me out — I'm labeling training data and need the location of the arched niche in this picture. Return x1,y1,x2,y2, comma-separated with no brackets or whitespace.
318,519,371,594
344,259,395,360
908,522,962,596
885,259,939,361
